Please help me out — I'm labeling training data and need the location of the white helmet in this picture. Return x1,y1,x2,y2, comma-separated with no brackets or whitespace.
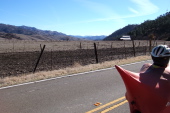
151,45,170,57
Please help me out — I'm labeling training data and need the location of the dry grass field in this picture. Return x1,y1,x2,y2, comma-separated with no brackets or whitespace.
0,39,168,53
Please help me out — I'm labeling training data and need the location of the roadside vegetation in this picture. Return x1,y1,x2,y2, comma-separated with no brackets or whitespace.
0,55,150,88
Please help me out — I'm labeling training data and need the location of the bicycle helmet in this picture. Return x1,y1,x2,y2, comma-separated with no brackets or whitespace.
151,45,170,57
151,45,170,67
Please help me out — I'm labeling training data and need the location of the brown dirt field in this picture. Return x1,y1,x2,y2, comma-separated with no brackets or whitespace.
0,40,169,77
0,47,149,77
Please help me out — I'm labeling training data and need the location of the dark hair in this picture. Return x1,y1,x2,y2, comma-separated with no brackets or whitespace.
151,56,170,67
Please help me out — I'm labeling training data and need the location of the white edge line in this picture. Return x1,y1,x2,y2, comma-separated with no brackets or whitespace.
0,60,151,90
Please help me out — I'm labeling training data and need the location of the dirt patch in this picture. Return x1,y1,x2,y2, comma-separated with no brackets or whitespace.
0,47,148,77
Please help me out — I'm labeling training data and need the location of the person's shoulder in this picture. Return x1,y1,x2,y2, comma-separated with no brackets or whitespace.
140,63,152,73
142,63,152,68
166,65,170,68
164,65,170,73
162,65,170,80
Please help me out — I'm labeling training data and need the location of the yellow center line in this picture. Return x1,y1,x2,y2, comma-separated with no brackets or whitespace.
86,96,126,113
100,100,128,113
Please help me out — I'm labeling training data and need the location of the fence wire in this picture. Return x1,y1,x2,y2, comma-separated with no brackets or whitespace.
0,46,151,77
0,40,170,77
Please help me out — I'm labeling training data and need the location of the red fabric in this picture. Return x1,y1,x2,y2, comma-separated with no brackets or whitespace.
115,65,170,113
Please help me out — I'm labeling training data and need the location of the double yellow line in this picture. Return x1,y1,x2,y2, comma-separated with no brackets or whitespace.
86,96,127,113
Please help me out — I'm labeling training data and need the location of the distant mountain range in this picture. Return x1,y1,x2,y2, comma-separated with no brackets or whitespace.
0,23,107,41
71,35,106,40
0,24,81,41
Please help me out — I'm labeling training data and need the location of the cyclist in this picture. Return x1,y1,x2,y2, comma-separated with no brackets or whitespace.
139,45,170,112
116,45,170,113
140,45,170,81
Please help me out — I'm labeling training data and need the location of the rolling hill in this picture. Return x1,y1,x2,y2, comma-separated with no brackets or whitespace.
128,11,170,40
103,11,170,41
103,25,138,40
0,23,81,41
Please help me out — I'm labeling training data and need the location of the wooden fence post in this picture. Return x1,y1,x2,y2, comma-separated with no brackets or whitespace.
124,41,127,59
13,40,15,52
94,43,98,63
132,40,136,57
138,42,140,47
80,42,82,49
149,39,152,52
145,46,147,55
111,42,113,48
51,49,53,70
33,45,46,73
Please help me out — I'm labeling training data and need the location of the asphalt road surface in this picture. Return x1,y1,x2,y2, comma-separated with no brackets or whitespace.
0,60,152,113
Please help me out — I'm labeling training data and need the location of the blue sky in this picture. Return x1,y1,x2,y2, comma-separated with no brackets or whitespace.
0,0,169,36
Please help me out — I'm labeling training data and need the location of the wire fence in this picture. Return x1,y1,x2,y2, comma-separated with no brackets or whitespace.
0,40,169,77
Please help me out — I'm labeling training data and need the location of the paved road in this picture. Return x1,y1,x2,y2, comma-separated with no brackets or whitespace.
0,60,152,113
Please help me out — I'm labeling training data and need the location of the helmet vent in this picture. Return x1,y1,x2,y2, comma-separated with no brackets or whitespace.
156,47,164,56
